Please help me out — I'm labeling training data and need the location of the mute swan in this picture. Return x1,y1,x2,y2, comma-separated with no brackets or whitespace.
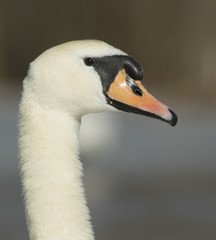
18,40,177,240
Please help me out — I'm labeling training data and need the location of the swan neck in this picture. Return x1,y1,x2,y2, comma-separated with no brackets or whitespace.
19,92,94,240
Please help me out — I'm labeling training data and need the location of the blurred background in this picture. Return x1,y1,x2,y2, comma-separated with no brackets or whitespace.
0,0,216,239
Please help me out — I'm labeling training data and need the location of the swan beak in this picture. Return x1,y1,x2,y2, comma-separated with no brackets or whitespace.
106,69,178,126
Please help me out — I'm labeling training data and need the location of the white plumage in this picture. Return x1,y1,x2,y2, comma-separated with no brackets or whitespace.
19,40,177,240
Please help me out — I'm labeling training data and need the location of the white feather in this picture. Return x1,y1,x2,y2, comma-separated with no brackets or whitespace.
19,40,126,240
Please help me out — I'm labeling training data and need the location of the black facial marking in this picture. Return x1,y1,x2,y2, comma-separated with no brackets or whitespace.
86,55,144,93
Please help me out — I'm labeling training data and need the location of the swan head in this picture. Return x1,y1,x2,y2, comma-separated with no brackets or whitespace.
26,40,177,126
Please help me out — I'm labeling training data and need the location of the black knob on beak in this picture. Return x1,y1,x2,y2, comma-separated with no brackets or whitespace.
122,56,144,80
89,54,144,93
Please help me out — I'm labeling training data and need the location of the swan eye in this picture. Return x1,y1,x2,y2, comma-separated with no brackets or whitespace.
84,57,95,66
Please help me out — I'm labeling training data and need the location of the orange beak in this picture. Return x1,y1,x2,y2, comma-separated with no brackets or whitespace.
106,69,177,126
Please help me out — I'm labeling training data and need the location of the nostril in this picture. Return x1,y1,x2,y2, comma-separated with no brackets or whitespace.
126,76,143,97
132,86,143,97
135,89,143,96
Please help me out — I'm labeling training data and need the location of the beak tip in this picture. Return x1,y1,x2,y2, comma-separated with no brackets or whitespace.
168,109,178,127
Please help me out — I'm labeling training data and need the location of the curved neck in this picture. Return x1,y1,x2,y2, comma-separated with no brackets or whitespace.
19,91,94,240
